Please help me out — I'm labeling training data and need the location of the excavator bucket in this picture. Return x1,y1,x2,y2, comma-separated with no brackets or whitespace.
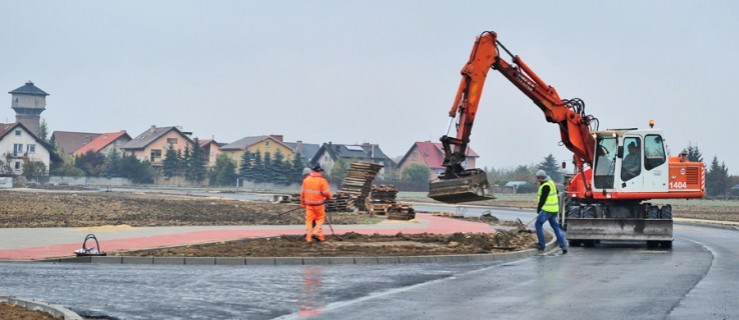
428,170,495,203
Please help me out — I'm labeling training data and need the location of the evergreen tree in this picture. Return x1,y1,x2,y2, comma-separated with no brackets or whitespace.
186,139,207,182
209,154,237,187
262,152,272,183
180,147,191,178
252,150,265,183
686,143,703,163
103,149,121,178
239,150,255,181
271,149,289,185
538,154,562,183
162,148,181,178
118,154,156,183
706,156,730,197
38,119,49,143
291,153,306,184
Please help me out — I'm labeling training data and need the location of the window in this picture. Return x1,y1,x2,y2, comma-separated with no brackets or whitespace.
620,137,641,182
167,138,178,145
265,141,270,147
644,134,666,170
15,162,20,170
15,130,21,136
594,137,617,189
150,149,162,162
13,144,23,157
26,144,36,153
412,152,418,161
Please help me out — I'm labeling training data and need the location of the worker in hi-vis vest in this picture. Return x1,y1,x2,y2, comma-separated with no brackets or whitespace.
535,170,568,254
300,164,333,243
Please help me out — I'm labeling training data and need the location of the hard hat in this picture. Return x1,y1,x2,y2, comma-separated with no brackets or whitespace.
302,168,311,176
535,170,547,178
311,164,323,172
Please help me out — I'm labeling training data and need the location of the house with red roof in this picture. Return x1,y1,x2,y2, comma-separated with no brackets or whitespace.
73,131,132,158
397,141,479,180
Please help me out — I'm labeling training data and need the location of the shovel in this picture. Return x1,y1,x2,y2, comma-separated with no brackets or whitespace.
516,216,536,233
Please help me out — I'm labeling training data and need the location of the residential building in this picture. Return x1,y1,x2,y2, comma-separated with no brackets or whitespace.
73,131,132,157
121,126,194,167
283,140,320,165
9,81,48,137
0,122,52,175
220,135,296,168
51,131,101,156
198,138,221,167
310,142,395,179
397,141,479,180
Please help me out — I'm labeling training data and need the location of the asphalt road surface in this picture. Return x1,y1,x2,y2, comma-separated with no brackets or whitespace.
0,206,736,320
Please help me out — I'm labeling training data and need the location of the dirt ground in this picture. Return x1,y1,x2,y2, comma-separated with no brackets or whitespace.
0,302,57,320
0,189,540,258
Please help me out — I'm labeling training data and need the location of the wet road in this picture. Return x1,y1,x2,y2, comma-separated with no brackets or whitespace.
0,202,736,319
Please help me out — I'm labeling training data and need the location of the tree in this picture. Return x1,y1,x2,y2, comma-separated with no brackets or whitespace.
185,139,207,182
330,158,350,182
102,149,121,178
118,154,156,183
538,154,562,183
706,156,730,197
74,150,106,176
685,143,703,163
162,148,181,178
401,163,432,183
22,156,47,180
209,154,237,187
291,153,306,184
239,150,255,181
38,118,49,143
270,149,290,185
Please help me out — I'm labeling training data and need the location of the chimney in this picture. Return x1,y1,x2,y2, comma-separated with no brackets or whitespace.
270,134,283,142
296,140,303,154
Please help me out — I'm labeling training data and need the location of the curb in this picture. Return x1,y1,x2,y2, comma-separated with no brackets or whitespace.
41,239,559,266
0,296,82,320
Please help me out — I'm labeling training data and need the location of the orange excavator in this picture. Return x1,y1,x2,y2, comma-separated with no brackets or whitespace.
428,31,704,248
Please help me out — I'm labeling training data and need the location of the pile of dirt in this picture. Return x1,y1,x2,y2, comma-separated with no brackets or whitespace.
117,231,544,257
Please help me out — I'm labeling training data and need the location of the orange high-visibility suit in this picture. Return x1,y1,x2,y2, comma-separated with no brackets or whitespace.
301,171,332,242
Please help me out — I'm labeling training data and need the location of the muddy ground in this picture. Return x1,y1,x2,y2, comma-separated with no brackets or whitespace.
0,189,541,258
0,302,57,320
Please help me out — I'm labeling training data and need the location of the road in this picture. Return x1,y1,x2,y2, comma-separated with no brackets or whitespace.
0,203,736,319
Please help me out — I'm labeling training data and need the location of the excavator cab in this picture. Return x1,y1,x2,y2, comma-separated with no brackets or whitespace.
428,168,495,203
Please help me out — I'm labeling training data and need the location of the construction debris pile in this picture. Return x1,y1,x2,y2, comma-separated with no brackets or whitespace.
339,162,384,211
368,185,415,220
288,162,414,220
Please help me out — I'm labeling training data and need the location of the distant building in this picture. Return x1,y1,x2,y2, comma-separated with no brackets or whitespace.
198,138,221,168
283,140,320,165
121,126,194,167
73,131,132,157
0,122,53,175
397,141,479,180
310,142,395,179
9,81,48,137
51,131,101,156
220,135,296,169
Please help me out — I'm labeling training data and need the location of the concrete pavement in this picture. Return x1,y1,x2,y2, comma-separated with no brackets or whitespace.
0,214,495,261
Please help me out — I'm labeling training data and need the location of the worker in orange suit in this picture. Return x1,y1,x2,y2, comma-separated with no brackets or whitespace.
301,164,333,242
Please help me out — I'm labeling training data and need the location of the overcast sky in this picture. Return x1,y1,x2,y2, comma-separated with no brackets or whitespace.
1,1,737,174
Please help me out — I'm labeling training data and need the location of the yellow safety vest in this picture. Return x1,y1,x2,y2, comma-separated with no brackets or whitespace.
538,179,559,213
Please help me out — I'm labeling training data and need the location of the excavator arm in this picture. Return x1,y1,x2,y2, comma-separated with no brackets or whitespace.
430,31,597,203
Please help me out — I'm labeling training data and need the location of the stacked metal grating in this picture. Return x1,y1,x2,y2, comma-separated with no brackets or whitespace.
339,162,384,211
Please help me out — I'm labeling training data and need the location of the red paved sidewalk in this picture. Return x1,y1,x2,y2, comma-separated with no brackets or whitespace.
0,214,492,261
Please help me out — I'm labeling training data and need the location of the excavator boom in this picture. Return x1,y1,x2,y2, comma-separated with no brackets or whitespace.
429,31,597,203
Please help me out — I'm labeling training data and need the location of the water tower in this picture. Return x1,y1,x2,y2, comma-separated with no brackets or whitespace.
9,81,48,137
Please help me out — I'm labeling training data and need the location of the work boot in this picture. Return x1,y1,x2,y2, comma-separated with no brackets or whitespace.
317,235,325,242
305,234,313,243
562,248,568,254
